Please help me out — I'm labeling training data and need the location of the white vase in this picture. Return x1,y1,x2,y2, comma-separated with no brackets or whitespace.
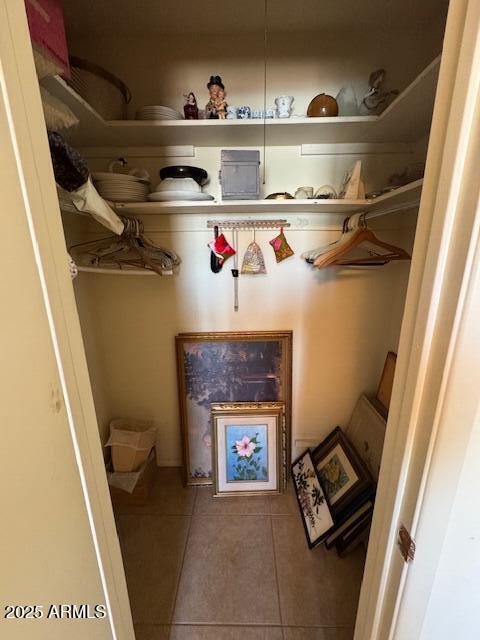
275,95,294,118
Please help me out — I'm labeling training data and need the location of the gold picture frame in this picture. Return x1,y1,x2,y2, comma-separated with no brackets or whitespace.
211,402,287,497
175,331,292,486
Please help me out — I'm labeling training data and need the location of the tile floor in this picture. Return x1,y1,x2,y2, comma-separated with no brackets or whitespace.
114,468,366,640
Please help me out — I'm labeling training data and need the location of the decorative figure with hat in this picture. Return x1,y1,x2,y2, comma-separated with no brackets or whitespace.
184,92,199,120
206,75,227,119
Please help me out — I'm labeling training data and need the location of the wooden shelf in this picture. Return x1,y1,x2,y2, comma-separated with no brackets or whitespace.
112,179,423,217
44,57,440,148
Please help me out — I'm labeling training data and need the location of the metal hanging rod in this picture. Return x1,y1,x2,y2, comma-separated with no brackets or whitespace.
207,219,290,231
364,198,421,220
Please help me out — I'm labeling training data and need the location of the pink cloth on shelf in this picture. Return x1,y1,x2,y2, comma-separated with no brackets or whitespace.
25,0,70,76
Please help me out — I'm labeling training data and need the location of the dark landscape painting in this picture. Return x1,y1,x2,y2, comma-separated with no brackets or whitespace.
176,332,292,484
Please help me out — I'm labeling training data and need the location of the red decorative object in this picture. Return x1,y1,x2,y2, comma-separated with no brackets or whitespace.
24,0,70,77
208,233,236,266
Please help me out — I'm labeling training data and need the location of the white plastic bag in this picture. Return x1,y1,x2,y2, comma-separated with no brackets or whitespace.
69,177,124,235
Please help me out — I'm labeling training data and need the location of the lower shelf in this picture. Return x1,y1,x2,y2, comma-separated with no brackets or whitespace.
112,180,423,217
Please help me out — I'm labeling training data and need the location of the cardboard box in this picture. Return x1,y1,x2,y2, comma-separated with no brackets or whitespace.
108,451,157,507
106,418,157,472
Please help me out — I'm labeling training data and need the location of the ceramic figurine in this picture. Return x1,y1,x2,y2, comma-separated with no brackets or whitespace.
215,88,227,119
237,106,251,119
226,105,237,119
183,92,199,120
206,75,225,119
275,95,294,118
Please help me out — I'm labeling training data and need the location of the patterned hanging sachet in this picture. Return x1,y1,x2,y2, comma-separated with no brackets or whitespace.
241,237,267,274
269,227,294,263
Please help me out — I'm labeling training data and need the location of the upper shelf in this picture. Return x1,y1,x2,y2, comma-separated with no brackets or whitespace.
44,57,440,148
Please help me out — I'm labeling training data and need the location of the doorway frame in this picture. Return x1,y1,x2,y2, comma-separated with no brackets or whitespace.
355,0,480,637
1,0,479,638
1,2,134,639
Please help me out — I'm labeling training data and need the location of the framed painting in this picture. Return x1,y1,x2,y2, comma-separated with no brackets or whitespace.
311,426,374,517
292,449,334,548
175,331,292,485
211,402,286,496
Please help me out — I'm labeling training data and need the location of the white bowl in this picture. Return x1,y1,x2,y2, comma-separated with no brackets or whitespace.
154,177,201,193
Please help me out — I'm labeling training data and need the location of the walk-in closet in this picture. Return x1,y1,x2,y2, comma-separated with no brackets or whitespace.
25,0,451,637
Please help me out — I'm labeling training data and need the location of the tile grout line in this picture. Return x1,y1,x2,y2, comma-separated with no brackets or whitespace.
167,621,352,630
269,503,286,640
168,486,199,632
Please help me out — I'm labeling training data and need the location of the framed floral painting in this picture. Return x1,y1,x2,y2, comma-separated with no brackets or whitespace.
175,331,292,486
211,402,286,496
292,450,334,548
311,426,374,517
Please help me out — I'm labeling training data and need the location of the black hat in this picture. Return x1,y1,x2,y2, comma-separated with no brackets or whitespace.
207,75,224,90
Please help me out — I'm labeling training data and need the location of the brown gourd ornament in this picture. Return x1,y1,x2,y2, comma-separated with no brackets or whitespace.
307,93,339,117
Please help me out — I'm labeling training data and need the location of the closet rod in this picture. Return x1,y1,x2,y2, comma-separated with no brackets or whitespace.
364,197,421,220
206,219,290,230
77,266,158,276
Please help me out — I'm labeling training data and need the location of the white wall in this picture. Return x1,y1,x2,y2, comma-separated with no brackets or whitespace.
70,210,415,464
63,19,432,464
67,28,444,119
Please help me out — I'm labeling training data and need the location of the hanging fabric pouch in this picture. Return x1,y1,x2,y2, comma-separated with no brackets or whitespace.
208,231,236,267
241,236,267,274
269,227,294,263
210,226,222,273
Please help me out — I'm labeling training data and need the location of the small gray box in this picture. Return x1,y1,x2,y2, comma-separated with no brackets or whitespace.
220,150,260,200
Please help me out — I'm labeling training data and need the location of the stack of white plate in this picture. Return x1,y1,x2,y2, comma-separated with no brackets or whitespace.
147,177,214,202
136,105,184,121
92,172,150,203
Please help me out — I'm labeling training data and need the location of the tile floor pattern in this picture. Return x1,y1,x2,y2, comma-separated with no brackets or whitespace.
114,468,366,640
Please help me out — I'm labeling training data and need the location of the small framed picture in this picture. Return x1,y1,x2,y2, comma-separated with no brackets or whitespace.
211,402,286,497
312,426,373,516
292,450,334,548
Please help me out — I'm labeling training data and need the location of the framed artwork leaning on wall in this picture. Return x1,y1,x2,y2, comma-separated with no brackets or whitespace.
175,331,292,486
292,449,334,548
211,402,286,497
312,426,374,517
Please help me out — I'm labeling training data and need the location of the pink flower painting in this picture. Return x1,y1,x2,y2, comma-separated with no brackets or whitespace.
227,426,268,482
235,435,256,457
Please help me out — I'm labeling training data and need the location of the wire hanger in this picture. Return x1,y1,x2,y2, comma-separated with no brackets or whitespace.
69,216,180,275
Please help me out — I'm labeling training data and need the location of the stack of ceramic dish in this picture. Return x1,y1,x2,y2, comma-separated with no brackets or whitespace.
148,177,214,202
92,172,150,203
148,178,213,202
148,166,213,202
136,105,184,121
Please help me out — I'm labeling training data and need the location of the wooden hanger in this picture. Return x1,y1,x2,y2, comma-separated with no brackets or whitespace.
313,214,410,268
